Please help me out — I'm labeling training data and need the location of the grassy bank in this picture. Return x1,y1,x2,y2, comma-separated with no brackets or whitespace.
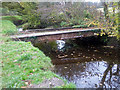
0,20,18,35
0,59,1,89
1,41,55,87
0,19,76,88
2,15,22,23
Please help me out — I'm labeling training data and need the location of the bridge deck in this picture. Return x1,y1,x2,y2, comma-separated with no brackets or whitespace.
11,28,101,39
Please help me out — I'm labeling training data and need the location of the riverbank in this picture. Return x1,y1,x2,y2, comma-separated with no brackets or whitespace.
0,20,76,88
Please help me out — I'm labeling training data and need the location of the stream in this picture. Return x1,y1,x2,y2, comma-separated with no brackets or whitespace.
32,36,120,88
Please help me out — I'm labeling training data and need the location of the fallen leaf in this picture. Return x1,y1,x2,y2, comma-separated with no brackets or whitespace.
21,86,26,88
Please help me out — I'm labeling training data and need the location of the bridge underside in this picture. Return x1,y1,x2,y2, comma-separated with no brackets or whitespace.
18,31,100,42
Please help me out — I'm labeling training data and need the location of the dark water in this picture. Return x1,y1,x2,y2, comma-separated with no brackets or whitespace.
33,36,120,88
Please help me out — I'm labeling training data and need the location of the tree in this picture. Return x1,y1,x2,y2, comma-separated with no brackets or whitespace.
95,1,120,38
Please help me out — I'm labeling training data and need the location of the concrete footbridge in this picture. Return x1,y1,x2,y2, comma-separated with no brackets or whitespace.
11,27,102,41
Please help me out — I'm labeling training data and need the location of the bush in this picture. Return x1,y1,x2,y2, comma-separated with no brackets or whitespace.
22,12,41,29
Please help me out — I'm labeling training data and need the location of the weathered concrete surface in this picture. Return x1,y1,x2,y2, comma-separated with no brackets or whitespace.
36,31,99,41
11,28,101,41
28,77,64,88
11,28,101,39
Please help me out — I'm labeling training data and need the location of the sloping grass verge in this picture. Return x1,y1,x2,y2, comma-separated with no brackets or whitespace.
0,39,2,90
2,15,22,23
0,20,18,35
1,41,76,88
1,41,55,88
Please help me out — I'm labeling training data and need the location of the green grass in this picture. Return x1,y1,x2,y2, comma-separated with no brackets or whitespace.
2,15,22,22
0,20,18,35
0,41,2,89
1,41,76,88
1,41,55,88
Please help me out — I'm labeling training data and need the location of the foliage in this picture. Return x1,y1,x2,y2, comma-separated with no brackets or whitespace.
60,21,73,27
106,2,119,38
83,10,92,18
2,2,95,29
0,20,18,35
22,13,41,29
60,21,68,27
0,8,9,15
19,2,37,15
72,25,88,28
2,2,23,15
2,2,96,29
19,2,41,29
2,2,119,35
2,2,40,29
91,2,120,38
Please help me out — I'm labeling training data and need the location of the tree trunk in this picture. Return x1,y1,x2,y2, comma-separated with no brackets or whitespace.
103,2,109,21
118,2,120,34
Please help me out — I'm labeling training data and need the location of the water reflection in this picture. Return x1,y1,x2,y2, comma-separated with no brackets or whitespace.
54,61,107,88
33,37,120,88
56,40,65,50
54,62,120,88
17,28,23,31
99,63,120,88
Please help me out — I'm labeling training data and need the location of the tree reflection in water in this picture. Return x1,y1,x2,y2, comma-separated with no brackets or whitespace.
100,63,120,88
99,40,120,88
